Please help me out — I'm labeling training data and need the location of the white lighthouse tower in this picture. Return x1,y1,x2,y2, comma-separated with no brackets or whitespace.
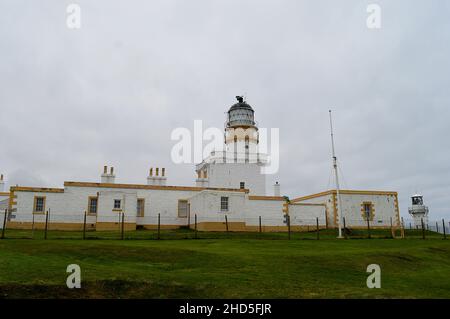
195,96,267,194
408,194,429,227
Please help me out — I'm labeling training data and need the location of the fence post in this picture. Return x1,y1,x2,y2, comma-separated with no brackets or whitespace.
44,209,49,240
316,217,319,240
287,215,291,240
83,211,87,240
31,212,35,239
367,218,371,239
187,204,190,227
401,217,405,239
225,215,229,232
343,217,347,239
409,222,411,230
194,214,197,239
259,216,262,233
1,209,7,239
443,219,447,240
157,213,161,240
390,217,394,239
121,212,125,240
421,218,425,240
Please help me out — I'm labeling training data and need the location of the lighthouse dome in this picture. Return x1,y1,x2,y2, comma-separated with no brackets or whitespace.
226,96,256,128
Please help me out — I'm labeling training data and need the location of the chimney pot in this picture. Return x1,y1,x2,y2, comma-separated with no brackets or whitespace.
104,166,107,174
110,167,114,175
273,182,281,196
156,167,159,176
162,168,165,177
150,168,153,176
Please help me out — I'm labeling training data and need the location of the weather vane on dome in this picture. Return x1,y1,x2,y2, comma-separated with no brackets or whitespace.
236,96,244,103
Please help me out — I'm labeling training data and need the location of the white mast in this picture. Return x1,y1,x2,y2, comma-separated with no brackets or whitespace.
329,110,343,238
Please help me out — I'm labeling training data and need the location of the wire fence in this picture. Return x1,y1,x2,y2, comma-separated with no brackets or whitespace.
0,209,448,241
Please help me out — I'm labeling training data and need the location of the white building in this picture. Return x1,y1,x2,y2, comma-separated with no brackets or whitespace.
1,97,400,232
408,194,429,227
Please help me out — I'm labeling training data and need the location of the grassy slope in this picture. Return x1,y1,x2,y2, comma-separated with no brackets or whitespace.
0,234,449,298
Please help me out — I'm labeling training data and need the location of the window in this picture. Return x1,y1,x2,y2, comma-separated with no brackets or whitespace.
221,196,229,212
178,200,188,218
88,197,98,214
364,204,371,218
240,182,245,189
412,196,423,205
33,196,45,214
114,199,121,210
137,199,145,217
361,202,374,221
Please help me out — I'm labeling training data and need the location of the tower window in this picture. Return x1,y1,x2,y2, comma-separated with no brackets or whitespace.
221,197,229,212
240,182,245,189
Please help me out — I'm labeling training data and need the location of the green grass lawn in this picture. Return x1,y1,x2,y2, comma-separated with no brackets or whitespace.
0,229,449,299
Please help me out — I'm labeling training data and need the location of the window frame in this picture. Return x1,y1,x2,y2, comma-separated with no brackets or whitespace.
113,199,122,210
220,196,229,212
361,201,375,221
178,199,188,218
33,196,46,214
88,196,98,215
137,198,145,217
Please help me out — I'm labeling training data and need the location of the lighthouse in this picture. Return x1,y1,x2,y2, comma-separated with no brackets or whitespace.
195,96,267,194
408,194,429,228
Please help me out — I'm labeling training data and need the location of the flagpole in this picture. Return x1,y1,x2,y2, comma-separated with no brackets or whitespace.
329,110,343,238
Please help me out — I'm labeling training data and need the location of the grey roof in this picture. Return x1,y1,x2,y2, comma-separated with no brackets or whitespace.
228,101,254,112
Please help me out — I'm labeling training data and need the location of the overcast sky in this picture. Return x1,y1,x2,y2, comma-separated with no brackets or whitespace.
1,0,449,219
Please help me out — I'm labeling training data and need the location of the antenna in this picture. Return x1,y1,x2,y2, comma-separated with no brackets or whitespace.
329,110,344,238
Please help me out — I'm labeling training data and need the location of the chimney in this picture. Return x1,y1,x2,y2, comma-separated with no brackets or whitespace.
101,165,116,183
0,174,4,192
195,169,208,187
147,167,167,186
274,181,280,197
